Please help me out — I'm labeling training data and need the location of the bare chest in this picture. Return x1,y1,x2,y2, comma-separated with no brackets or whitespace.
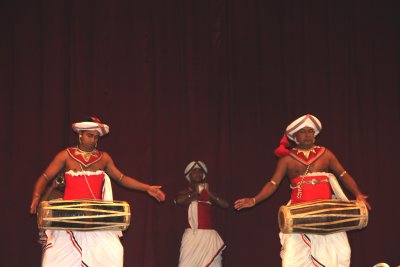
287,156,330,179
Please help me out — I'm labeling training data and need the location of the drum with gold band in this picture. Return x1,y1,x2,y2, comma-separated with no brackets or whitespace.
278,199,368,235
37,199,131,231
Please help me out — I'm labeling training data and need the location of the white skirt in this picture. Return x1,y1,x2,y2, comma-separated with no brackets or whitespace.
42,230,123,267
179,228,226,267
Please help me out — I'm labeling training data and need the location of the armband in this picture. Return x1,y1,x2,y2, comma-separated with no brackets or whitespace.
42,173,49,181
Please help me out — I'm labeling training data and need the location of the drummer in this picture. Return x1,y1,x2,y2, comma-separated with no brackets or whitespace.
29,117,166,267
234,114,371,267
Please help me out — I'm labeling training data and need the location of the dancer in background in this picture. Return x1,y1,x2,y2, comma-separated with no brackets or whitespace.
175,161,229,267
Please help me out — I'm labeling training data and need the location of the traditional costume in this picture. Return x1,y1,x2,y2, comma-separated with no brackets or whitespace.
41,118,124,267
277,115,351,267
178,161,226,267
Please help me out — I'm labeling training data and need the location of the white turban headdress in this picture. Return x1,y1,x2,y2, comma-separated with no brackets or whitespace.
184,161,208,181
285,114,322,141
72,117,110,136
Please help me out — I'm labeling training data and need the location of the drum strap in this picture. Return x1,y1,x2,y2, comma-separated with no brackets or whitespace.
80,164,96,199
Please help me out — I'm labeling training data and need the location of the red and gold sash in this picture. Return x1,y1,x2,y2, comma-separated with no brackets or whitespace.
66,147,103,167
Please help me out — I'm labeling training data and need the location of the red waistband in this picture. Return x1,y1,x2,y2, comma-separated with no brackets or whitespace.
291,175,328,184
290,175,329,188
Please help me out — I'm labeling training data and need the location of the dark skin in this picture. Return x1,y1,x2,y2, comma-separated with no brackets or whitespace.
40,173,65,202
30,130,166,214
175,168,229,209
234,127,371,211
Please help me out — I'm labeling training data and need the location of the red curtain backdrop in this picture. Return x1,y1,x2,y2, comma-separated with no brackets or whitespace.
1,0,399,266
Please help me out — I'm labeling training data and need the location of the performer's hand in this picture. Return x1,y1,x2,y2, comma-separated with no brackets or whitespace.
193,184,201,193
234,198,256,210
203,183,209,192
197,183,208,193
147,186,166,202
356,194,371,210
30,198,39,214
37,230,48,245
193,183,204,194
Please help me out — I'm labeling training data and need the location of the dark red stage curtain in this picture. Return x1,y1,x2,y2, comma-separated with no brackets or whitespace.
1,0,399,266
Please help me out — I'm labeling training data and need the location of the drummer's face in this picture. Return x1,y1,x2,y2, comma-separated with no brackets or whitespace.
189,168,205,183
294,127,315,148
79,130,100,151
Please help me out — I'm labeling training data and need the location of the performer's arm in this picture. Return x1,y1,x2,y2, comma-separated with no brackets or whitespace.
40,174,64,202
234,157,288,210
174,189,199,206
204,183,229,208
208,190,229,208
40,180,59,202
328,149,371,210
30,151,67,214
104,153,165,202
